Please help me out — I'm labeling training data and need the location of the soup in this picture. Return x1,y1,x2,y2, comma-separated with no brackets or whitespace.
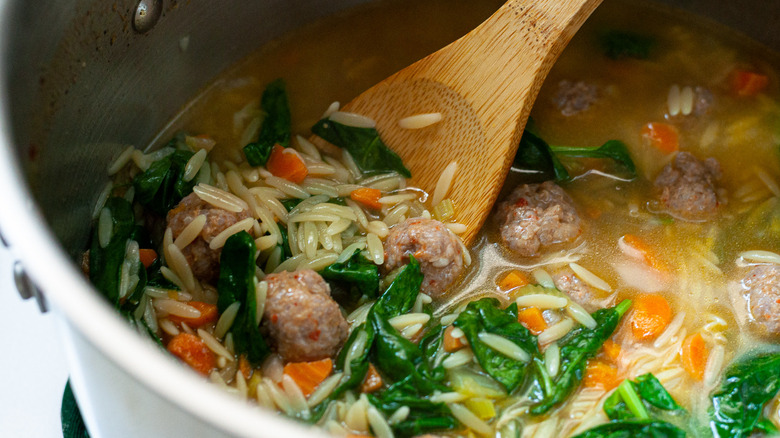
87,0,780,436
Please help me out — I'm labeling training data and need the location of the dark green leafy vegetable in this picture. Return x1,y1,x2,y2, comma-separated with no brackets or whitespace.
600,30,655,60
217,231,269,364
61,380,91,438
133,149,196,215
530,299,632,414
454,298,539,392
571,420,685,438
311,118,411,177
550,140,636,177
369,378,457,437
710,352,780,438
513,130,570,182
604,374,681,421
513,131,636,182
89,197,137,305
243,78,291,166
319,248,380,302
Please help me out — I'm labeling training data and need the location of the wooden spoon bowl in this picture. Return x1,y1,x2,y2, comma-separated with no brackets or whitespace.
329,0,602,245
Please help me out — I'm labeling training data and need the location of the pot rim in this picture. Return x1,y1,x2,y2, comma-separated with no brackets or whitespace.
0,2,324,437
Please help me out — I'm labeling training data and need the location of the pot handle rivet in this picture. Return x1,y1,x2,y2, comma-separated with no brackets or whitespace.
13,261,48,313
133,0,163,34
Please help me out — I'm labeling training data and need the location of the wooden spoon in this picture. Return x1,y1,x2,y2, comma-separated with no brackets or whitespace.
325,0,602,245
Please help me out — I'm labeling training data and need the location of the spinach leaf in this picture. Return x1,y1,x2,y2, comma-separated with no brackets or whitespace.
571,420,685,438
604,374,681,422
513,132,636,182
550,140,636,177
634,373,681,412
280,198,303,212
277,226,292,261
243,78,291,166
710,352,780,438
372,257,424,319
514,130,570,182
454,298,539,392
89,197,136,305
530,300,632,414
311,118,411,177
133,149,196,215
369,378,457,438
217,231,269,364
319,248,380,301
600,30,655,60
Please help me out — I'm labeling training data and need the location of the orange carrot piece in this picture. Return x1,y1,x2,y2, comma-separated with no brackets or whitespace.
167,333,216,376
282,358,333,398
582,360,619,391
239,355,253,380
350,187,383,210
731,69,769,97
139,248,158,269
498,271,529,291
622,234,667,273
641,122,679,154
631,293,673,341
518,307,548,335
443,325,468,352
266,144,309,184
681,333,709,381
167,301,219,328
602,339,622,363
360,363,383,393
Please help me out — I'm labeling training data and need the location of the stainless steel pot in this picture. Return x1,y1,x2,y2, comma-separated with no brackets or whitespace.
0,0,777,437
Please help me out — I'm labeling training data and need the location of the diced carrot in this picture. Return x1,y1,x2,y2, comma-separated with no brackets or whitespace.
641,122,679,154
360,363,383,393
266,144,309,184
167,333,216,376
139,248,158,269
167,301,219,329
731,69,769,97
498,271,529,291
582,360,619,391
518,307,548,335
239,354,253,380
602,339,622,363
282,358,333,398
630,293,672,341
681,333,709,381
621,234,667,273
350,187,383,210
443,325,468,352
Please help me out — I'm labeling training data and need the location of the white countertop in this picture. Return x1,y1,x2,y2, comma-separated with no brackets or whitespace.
0,247,69,437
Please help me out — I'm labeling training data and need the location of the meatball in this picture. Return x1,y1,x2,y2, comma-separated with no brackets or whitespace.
654,152,722,221
496,181,582,257
263,270,348,362
742,265,780,336
554,80,598,116
554,270,597,312
167,192,252,284
383,218,464,297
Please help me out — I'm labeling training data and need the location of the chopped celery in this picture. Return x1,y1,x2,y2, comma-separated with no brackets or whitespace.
433,199,456,222
449,369,507,399
464,397,496,420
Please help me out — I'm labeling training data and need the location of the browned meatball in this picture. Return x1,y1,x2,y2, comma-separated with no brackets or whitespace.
554,80,598,116
383,218,464,297
496,182,582,257
263,270,348,362
654,152,722,221
166,192,251,284
742,265,780,336
554,270,597,313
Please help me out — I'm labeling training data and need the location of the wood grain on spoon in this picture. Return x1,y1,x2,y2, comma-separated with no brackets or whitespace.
316,0,601,245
